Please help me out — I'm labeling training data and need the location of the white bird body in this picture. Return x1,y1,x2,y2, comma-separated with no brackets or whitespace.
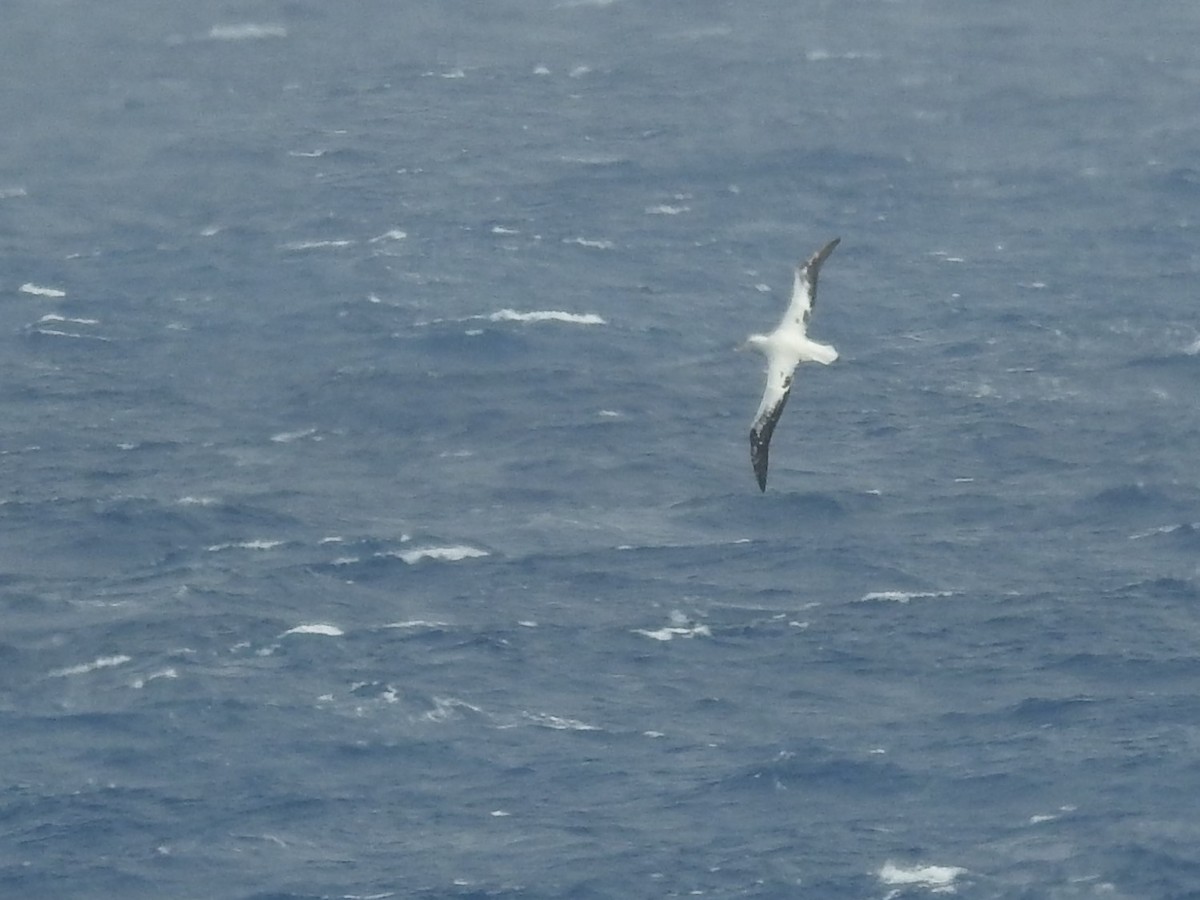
744,237,841,491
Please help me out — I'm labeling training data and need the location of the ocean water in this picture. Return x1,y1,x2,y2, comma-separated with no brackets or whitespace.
3,1,1200,897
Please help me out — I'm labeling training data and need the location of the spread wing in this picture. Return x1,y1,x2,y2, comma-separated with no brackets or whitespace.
783,237,840,330
749,362,796,492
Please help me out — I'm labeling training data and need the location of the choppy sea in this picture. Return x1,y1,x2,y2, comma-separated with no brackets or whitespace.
4,2,1200,897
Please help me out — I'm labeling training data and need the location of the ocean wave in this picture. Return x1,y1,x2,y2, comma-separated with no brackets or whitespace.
392,545,489,564
19,283,66,298
878,861,967,890
488,309,606,325
280,624,344,637
49,655,132,678
858,590,955,603
207,23,287,41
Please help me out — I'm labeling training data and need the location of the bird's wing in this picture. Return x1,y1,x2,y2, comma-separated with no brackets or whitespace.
749,359,796,492
783,237,841,330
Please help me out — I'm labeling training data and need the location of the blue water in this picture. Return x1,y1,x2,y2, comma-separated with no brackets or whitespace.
4,2,1200,897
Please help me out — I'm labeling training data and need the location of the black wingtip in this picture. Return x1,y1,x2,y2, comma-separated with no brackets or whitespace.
750,430,769,492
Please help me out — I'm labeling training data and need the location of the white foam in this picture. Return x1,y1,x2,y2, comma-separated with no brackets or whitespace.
288,150,326,158
562,236,614,249
393,546,488,564
858,590,954,603
383,620,450,630
370,228,408,242
423,696,484,722
178,496,218,506
635,624,711,641
489,309,606,325
207,539,285,552
30,328,112,342
280,239,354,251
635,612,711,642
208,23,287,41
1184,336,1200,356
0,186,28,199
49,655,132,678
521,711,600,731
805,49,883,62
131,668,178,689
38,314,98,325
645,204,690,215
1130,523,1197,540
281,624,344,637
879,862,966,890
19,283,66,298
270,427,317,443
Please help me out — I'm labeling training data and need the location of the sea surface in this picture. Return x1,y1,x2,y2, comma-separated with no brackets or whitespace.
3,2,1200,898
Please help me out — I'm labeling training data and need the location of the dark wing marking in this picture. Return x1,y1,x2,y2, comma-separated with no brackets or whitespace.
790,237,841,328
749,376,792,492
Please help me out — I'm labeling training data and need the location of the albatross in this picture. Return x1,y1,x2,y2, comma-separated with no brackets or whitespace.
742,237,841,492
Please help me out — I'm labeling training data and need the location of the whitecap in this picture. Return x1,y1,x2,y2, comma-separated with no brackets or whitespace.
1129,523,1197,540
423,696,484,722
131,668,178,689
38,314,98,325
521,711,600,731
489,309,605,325
29,328,111,342
0,186,28,200
281,624,343,637
645,204,690,215
635,612,711,641
207,539,285,552
49,655,132,678
858,590,954,603
562,236,614,249
635,624,711,641
270,427,317,443
280,239,354,251
208,23,287,41
369,228,408,242
806,49,883,63
391,546,489,564
878,862,966,890
19,283,66,298
178,496,218,506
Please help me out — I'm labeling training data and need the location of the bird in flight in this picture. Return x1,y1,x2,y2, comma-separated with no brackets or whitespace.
742,238,841,492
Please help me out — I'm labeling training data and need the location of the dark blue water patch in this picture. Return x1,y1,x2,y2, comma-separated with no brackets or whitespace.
709,744,915,799
1076,482,1181,516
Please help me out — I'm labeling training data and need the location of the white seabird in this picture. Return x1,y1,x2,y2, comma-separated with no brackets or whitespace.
742,237,841,492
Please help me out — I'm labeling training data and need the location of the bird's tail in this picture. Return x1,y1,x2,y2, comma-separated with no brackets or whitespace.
800,340,838,365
